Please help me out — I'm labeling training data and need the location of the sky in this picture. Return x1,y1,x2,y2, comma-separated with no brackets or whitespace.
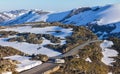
0,0,120,11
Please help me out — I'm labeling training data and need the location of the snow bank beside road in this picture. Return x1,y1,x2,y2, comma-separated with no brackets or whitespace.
4,55,42,72
100,40,118,66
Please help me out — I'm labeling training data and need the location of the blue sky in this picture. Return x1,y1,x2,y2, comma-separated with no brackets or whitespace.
0,0,120,11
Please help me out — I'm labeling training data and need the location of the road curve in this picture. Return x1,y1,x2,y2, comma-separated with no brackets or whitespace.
20,40,102,74
52,40,102,59
20,63,58,74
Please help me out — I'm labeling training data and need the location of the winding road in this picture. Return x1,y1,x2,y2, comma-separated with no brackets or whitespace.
20,62,58,74
20,40,102,74
52,40,102,59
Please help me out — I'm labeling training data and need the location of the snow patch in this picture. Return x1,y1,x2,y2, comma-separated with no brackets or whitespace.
2,72,12,74
97,4,120,25
100,40,118,66
47,10,71,22
0,38,61,57
60,3,120,26
111,22,120,33
1,10,49,25
0,26,73,57
100,40,113,49
4,55,42,72
108,72,112,74
0,26,72,39
85,58,92,62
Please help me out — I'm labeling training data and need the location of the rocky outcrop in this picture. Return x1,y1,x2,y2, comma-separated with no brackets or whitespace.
43,65,60,74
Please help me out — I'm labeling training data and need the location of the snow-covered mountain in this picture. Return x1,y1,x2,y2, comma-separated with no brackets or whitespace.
0,12,17,22
0,3,120,38
46,3,120,39
0,9,28,23
47,3,120,26
0,9,50,25
1,4,120,26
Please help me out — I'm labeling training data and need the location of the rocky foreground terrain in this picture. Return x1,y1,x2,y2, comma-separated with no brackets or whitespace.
0,22,119,74
0,3,120,74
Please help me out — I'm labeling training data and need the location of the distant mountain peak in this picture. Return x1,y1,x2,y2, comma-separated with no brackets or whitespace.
0,4,120,39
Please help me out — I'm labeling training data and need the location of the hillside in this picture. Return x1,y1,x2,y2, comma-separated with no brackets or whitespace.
0,3,120,74
0,22,119,74
46,3,120,39
0,9,50,26
1,3,120,26
0,4,120,39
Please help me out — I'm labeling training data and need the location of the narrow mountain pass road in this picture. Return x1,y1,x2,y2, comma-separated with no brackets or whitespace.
20,62,58,74
52,40,102,59
20,40,102,74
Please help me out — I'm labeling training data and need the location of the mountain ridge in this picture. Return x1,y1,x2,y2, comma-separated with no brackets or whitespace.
0,3,120,39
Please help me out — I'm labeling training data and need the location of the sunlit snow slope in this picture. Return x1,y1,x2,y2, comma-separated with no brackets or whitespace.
1,3,120,26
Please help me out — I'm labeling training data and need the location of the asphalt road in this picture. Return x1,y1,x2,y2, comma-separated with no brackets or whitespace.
20,62,58,74
52,40,102,59
20,40,101,74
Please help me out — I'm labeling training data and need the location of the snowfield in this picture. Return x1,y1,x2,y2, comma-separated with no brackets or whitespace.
97,4,120,25
0,25,73,73
0,26,72,39
0,38,61,57
47,10,71,22
4,55,42,72
0,25,72,72
1,10,50,25
100,40,118,66
0,3,120,26
111,22,120,33
0,26,72,57
41,3,120,26
63,3,120,25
